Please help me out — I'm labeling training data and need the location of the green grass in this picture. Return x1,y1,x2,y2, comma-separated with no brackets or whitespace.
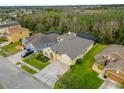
16,62,21,65
21,65,37,74
0,37,7,43
23,52,50,70
54,44,107,89
0,41,22,57
0,51,8,57
0,83,5,89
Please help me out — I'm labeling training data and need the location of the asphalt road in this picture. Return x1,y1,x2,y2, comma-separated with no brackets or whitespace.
0,58,50,89
6,50,25,64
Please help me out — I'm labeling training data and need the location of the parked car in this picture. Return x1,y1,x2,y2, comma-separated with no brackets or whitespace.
21,50,34,58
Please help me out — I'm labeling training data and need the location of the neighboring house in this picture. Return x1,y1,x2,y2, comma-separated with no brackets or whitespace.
95,45,124,84
0,20,20,34
22,33,59,52
43,32,94,65
6,27,30,43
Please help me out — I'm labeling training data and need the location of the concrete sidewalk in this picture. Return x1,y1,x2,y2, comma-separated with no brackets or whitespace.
100,79,121,89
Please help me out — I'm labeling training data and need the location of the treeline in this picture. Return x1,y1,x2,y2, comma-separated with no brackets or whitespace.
17,9,124,44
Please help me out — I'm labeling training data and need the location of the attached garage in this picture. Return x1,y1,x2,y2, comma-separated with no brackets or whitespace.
106,70,124,84
43,32,94,65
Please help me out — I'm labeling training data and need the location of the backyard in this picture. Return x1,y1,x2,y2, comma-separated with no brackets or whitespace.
54,44,107,89
23,52,50,70
0,41,22,57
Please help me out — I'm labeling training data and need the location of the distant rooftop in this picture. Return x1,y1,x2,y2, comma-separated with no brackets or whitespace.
0,20,20,29
8,27,30,35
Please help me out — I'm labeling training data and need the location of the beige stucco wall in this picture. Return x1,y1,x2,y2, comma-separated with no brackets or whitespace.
61,54,73,65
43,47,62,61
43,48,73,65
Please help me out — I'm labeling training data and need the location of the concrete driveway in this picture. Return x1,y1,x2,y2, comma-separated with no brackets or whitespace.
0,58,49,89
6,50,25,64
33,62,69,88
100,79,121,89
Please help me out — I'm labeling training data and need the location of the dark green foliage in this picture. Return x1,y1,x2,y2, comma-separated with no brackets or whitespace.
70,65,76,71
23,52,50,70
17,9,124,44
76,58,83,64
35,52,49,62
121,83,124,88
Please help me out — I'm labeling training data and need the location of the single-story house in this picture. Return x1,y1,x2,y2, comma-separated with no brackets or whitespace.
22,33,59,52
95,45,124,84
43,32,94,65
0,20,20,34
105,60,124,84
6,27,30,43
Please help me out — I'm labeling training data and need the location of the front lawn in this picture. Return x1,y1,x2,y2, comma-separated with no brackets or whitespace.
54,44,107,89
0,41,22,57
0,50,8,57
23,52,50,70
0,37,7,43
21,65,37,74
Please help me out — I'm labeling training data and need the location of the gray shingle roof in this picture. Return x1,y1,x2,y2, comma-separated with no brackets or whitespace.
95,45,123,64
105,59,124,73
50,36,94,60
26,33,59,49
57,32,76,41
95,44,124,73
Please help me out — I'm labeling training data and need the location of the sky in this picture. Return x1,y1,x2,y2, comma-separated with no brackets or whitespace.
0,0,123,6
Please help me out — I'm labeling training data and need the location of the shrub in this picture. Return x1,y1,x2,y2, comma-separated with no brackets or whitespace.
98,64,104,70
36,52,49,62
76,58,83,64
70,65,76,70
70,65,74,68
121,83,124,89
103,75,107,78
